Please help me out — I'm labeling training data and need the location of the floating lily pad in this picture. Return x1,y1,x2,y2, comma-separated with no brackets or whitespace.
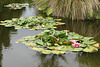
4,3,29,10
23,42,37,46
72,48,83,52
83,41,96,45
92,43,100,49
83,46,98,52
30,47,45,51
17,29,100,54
0,16,65,30
41,50,52,54
51,50,66,54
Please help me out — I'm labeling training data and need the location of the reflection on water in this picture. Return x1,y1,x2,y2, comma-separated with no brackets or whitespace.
20,6,38,17
56,20,100,42
76,51,100,67
0,0,33,20
0,26,15,48
36,53,80,67
37,54,67,67
0,0,100,67
0,26,17,67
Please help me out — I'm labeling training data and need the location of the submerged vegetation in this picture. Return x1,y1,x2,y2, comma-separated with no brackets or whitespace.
33,0,99,20
0,16,65,30
17,29,100,54
4,3,29,10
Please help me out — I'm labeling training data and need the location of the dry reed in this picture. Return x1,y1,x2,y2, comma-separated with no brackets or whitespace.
33,0,99,20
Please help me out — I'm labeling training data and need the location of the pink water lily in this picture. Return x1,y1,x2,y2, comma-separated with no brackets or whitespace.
57,38,59,41
24,37,27,38
70,40,76,43
73,43,80,48
42,25,45,27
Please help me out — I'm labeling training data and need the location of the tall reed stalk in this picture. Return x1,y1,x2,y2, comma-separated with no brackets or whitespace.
33,0,99,20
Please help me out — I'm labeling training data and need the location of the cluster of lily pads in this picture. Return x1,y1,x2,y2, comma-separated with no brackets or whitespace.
16,29,100,54
0,16,65,30
4,3,29,10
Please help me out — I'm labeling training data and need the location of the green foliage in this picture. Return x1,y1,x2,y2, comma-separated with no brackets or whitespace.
46,9,53,16
17,29,100,54
4,3,29,10
83,46,98,52
95,12,100,19
38,5,53,16
38,5,47,10
0,16,65,30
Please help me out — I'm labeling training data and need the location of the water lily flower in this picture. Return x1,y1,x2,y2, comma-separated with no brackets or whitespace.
24,37,27,39
57,38,59,41
73,43,80,48
66,32,68,35
42,25,45,27
70,40,76,43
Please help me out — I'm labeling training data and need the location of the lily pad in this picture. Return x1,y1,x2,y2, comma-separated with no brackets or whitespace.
72,48,83,52
17,29,100,54
4,3,29,10
30,47,45,51
51,50,66,54
41,50,52,54
83,46,98,52
0,16,65,30
23,42,37,46
92,43,100,49
83,41,96,45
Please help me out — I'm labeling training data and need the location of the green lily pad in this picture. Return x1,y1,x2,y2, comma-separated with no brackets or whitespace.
92,43,100,49
16,29,100,54
0,16,65,30
83,41,96,45
83,46,98,52
51,50,66,54
68,32,83,40
80,43,87,47
30,47,44,51
36,40,43,45
82,37,94,41
4,3,29,10
41,50,52,54
72,48,83,52
23,42,37,46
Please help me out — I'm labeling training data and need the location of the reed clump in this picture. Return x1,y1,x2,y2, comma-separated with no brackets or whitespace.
33,0,99,20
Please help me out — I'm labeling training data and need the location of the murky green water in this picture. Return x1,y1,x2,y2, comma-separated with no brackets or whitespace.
0,0,100,67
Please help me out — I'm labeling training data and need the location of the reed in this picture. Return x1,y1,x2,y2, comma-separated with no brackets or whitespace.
33,0,99,20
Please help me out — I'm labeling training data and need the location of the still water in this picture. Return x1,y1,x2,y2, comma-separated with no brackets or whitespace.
0,0,100,67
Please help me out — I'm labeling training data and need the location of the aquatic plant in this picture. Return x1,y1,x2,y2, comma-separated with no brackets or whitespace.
4,3,29,10
33,0,99,20
0,16,65,30
16,29,100,54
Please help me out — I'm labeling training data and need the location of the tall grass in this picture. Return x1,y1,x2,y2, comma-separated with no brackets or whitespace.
33,0,99,20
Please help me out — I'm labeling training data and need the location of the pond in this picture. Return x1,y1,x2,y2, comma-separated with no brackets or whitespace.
0,0,100,67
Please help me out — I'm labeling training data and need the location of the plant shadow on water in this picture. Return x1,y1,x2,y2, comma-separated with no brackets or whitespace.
0,26,17,66
0,0,37,67
35,52,69,67
56,19,100,42
0,0,33,20
75,50,100,67
34,50,100,67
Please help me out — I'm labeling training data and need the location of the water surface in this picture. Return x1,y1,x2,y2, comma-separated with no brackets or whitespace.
0,0,100,67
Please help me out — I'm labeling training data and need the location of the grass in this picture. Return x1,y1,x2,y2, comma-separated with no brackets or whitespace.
33,0,99,20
